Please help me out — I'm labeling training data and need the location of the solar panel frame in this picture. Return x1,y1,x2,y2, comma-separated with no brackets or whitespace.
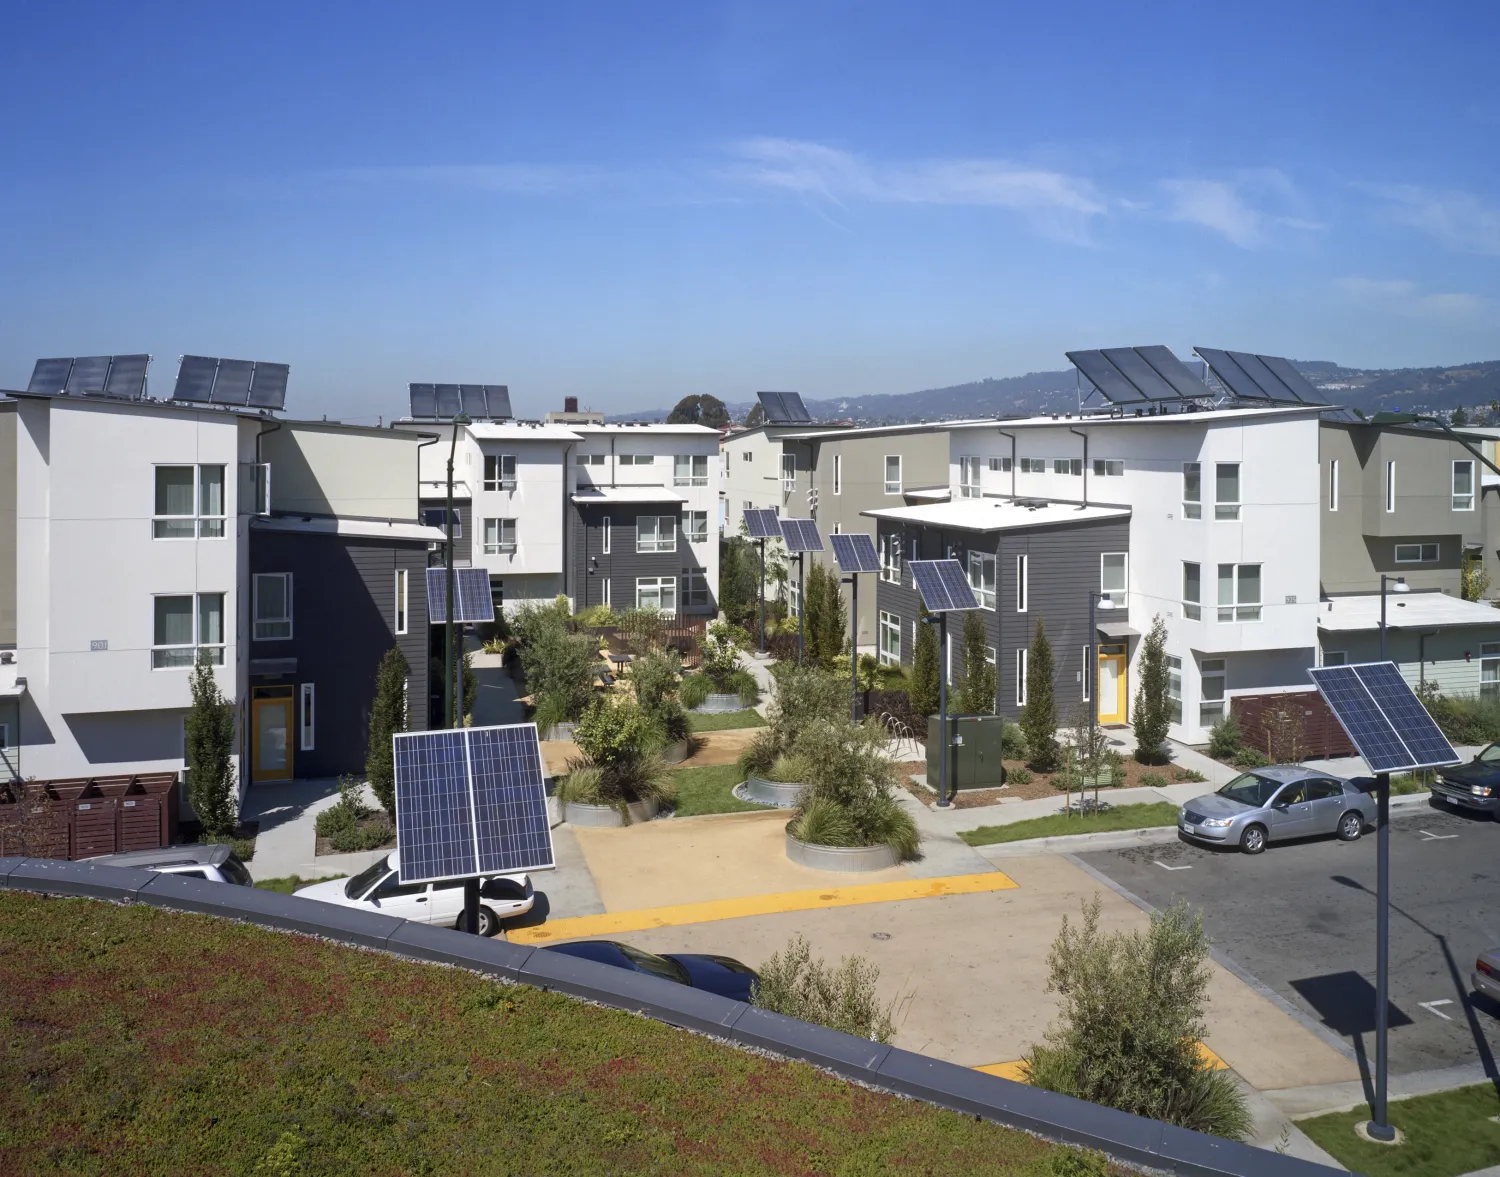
1101,347,1179,401
778,518,823,553
757,390,789,422
1067,350,1148,403
1352,662,1459,768
409,383,438,418
1308,661,1459,773
1227,350,1298,401
780,391,812,422
433,384,463,418
102,353,150,400
467,725,555,874
483,385,512,419
426,567,496,623
65,355,111,394
27,358,74,394
1134,345,1211,400
830,532,880,573
248,362,289,410
743,508,781,539
1257,355,1326,405
459,384,488,417
909,559,979,612
173,355,219,403
210,358,254,406
1195,348,1273,400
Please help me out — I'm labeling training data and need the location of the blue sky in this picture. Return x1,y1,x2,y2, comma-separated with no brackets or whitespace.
2,1,1497,422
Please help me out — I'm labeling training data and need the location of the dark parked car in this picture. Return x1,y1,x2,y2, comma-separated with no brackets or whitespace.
1429,744,1500,819
84,844,253,886
1179,765,1377,854
543,940,758,1002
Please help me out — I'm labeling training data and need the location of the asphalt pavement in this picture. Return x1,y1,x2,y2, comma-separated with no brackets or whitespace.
1074,802,1500,1080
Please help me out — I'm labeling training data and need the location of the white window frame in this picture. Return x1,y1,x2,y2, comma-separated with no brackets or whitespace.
1385,460,1396,513
576,453,606,467
683,510,708,544
1092,459,1124,477
989,456,1011,473
601,578,610,609
1453,459,1475,511
153,464,227,540
1216,563,1261,623
680,567,708,608
152,592,226,669
833,454,842,495
1199,658,1226,726
1016,648,1028,706
674,454,709,487
618,454,654,466
1481,642,1500,700
602,515,611,555
884,455,902,495
1020,457,1045,474
1183,561,1201,621
1016,553,1028,613
1052,458,1082,476
781,453,796,493
1214,462,1240,521
959,455,982,498
636,515,677,554
1323,650,1347,666
253,573,293,640
878,611,901,666
483,517,517,555
1167,656,1183,725
1081,645,1090,701
788,577,800,619
634,576,676,612
395,569,408,635
300,683,315,752
484,454,517,492
968,550,996,610
880,533,901,584
1328,458,1339,511
1182,462,1202,519
1394,542,1439,563
1100,552,1127,607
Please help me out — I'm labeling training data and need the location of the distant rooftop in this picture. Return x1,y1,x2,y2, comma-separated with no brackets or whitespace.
863,498,1130,533
1318,592,1500,632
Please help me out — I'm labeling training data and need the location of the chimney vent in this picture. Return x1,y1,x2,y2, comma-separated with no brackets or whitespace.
564,396,579,414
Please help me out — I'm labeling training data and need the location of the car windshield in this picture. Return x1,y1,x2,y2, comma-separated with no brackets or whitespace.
617,943,690,984
1478,743,1500,764
218,854,253,887
345,856,390,899
1216,773,1282,808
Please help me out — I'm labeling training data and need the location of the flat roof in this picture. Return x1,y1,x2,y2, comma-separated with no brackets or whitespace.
1318,592,1500,632
575,423,721,436
252,515,446,543
946,404,1327,432
777,419,993,442
862,498,1131,533
571,486,687,505
467,422,582,441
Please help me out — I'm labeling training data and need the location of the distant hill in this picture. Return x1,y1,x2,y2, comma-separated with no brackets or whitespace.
609,359,1500,425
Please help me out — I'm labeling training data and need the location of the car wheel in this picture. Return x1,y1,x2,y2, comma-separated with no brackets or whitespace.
1239,824,1267,854
475,906,500,937
1336,811,1364,841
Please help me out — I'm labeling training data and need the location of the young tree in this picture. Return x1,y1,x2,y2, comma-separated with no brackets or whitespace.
365,645,410,815
1132,614,1171,764
806,561,847,670
718,535,758,628
955,609,995,715
909,614,940,716
185,651,238,840
1021,618,1058,771
745,401,766,427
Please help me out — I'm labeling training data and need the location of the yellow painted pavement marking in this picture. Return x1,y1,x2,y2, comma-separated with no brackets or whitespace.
974,1042,1228,1085
508,870,1019,944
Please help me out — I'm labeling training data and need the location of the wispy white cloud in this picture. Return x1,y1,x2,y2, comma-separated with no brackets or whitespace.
1364,184,1500,256
1336,275,1490,322
1158,169,1321,248
723,137,1107,242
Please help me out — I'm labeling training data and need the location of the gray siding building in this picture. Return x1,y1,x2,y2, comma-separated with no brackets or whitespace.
569,496,715,616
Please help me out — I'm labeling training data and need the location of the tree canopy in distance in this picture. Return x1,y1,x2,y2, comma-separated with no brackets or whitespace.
666,394,730,429
745,402,766,427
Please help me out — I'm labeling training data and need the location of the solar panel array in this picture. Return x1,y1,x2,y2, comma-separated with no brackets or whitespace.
1195,349,1325,405
171,355,290,410
426,567,496,623
1065,345,1211,404
393,724,555,885
757,390,812,424
409,384,513,420
778,518,823,553
27,354,152,400
909,559,979,612
1308,661,1459,774
743,508,782,539
830,532,881,573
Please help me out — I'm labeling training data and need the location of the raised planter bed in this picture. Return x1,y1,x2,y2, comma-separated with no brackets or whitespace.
661,739,692,765
739,775,804,808
540,722,578,742
564,797,661,828
691,694,745,714
785,827,900,872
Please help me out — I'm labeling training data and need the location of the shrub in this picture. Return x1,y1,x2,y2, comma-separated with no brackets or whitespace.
328,815,394,853
1021,618,1059,771
1206,713,1244,760
575,603,618,628
629,648,689,744
1419,686,1500,745
1001,721,1029,760
314,776,368,838
185,651,238,840
515,601,598,723
1139,771,1168,789
730,668,761,707
1173,767,1207,783
576,698,656,763
866,688,922,742
679,673,711,710
954,609,996,715
788,719,919,858
766,663,847,752
1023,895,1251,1141
1231,747,1272,768
1047,1150,1110,1177
619,607,668,653
554,764,605,806
701,620,744,690
532,692,572,734
569,698,676,817
737,727,779,778
766,630,799,662
1008,766,1033,785
766,754,811,784
752,934,899,1043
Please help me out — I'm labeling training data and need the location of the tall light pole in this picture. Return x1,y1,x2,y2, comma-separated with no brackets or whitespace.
1368,571,1409,1142
444,411,471,731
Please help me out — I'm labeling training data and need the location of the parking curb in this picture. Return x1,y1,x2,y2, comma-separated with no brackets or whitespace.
973,825,1181,857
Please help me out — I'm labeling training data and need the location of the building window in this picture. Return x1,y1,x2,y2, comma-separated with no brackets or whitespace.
601,578,610,609
683,510,708,543
1183,562,1201,621
831,522,841,533
602,515,611,555
879,611,901,666
635,577,676,612
833,454,842,495
618,454,655,466
1167,656,1182,724
1385,460,1396,512
781,453,796,493
1200,658,1226,726
576,453,606,466
742,451,752,463
253,573,293,640
1081,645,1091,701
1453,460,1475,511
395,569,408,634
959,456,983,498
1481,643,1500,700
1100,553,1127,606
1323,650,1347,666
154,464,225,539
484,454,516,491
1052,458,1082,476
1216,563,1261,622
884,455,902,494
1020,457,1046,474
880,533,901,583
1328,459,1339,511
1215,463,1240,520
153,592,225,668
1016,648,1028,706
788,577,800,619
1394,542,1439,563
724,450,730,474
1016,553,1028,612
637,516,677,554
1092,459,1124,477
300,683,315,751
483,518,517,554
681,568,708,608
421,507,461,537
674,454,709,487
968,551,996,610
989,456,1011,472
1182,462,1201,519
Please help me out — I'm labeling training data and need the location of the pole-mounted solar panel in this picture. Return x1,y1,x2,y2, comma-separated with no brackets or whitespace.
426,567,495,624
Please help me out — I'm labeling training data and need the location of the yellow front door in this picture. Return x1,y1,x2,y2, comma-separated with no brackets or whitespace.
1097,654,1127,724
252,697,293,783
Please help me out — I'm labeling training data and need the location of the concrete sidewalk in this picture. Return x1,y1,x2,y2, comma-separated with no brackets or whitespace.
240,778,387,883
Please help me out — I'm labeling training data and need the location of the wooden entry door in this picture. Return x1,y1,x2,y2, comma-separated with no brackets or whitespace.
1097,653,1128,724
252,696,294,783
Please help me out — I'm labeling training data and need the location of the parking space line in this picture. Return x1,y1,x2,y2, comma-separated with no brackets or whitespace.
1154,860,1192,871
508,870,1020,944
1418,830,1458,841
1419,999,1455,1021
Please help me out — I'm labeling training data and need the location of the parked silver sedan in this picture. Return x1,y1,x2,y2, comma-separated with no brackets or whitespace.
1178,765,1379,854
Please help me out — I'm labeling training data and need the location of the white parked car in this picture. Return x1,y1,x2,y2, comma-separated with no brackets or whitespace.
295,850,533,937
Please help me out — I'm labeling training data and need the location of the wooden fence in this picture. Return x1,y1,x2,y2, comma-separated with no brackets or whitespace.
1232,690,1356,761
0,772,180,860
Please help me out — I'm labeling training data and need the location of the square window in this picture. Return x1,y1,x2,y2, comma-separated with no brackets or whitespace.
483,518,517,555
635,576,676,612
636,515,677,554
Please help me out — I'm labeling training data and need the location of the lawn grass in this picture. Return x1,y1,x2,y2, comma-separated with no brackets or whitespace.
960,802,1181,846
687,709,766,732
0,891,1072,1176
670,763,768,817
1296,1083,1500,1177
253,875,344,894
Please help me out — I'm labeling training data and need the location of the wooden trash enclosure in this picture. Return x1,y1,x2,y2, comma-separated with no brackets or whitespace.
0,772,180,860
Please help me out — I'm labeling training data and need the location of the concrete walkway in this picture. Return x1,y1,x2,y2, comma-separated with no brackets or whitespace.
240,778,388,883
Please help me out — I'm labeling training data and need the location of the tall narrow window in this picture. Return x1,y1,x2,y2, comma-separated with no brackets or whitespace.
1167,657,1183,724
959,456,982,498
1214,463,1240,520
1016,648,1028,706
198,466,225,537
394,569,408,634
1453,460,1475,510
1385,460,1396,512
1182,462,1201,519
1200,659,1226,726
254,573,293,640
880,533,901,583
879,611,901,666
602,516,611,555
884,455,902,494
1016,553,1028,612
781,453,795,493
300,683,315,751
833,454,842,495
1481,643,1500,700
1100,553,1127,606
1183,562,1201,620
968,551,996,610
1081,645,1090,701
1328,459,1339,511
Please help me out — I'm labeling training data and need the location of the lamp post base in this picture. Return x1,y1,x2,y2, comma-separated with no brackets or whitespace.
1360,1120,1399,1145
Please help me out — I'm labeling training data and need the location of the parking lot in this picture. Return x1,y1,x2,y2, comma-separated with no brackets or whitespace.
1075,802,1500,1080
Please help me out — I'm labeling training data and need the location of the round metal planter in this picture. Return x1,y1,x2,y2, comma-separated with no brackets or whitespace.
785,828,900,872
564,797,661,828
661,739,692,765
540,722,578,742
691,694,744,714
739,775,805,808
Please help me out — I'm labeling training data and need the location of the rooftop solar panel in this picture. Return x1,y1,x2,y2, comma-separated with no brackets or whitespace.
780,391,811,422
909,559,979,612
1067,350,1148,403
757,390,788,422
778,518,823,553
1101,347,1179,400
1195,348,1273,400
830,532,880,573
211,358,254,405
483,385,512,419
434,384,463,417
409,383,438,417
1257,355,1325,405
102,353,151,399
247,362,290,410
426,566,495,624
173,355,219,403
1134,345,1211,400
459,384,488,418
1226,350,1298,401
65,355,111,394
743,508,781,539
1308,661,1459,774
27,358,74,394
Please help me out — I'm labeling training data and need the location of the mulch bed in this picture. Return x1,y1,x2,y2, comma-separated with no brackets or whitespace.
899,758,1206,809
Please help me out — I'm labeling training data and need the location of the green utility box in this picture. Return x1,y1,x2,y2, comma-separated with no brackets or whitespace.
925,714,1007,791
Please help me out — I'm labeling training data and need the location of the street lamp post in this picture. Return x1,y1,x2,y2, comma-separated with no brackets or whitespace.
443,410,478,937
1368,572,1409,1142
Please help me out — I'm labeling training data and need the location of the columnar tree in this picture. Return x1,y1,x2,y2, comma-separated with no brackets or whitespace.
365,645,410,815
185,652,238,840
1021,618,1058,771
804,561,847,671
909,613,940,716
955,609,995,715
1132,614,1171,764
